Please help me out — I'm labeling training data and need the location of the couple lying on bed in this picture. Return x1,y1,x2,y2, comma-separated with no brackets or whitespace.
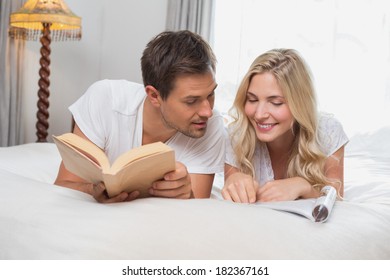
54,30,348,204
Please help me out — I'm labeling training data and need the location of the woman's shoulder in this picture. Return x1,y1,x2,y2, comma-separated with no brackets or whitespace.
317,112,349,156
318,112,344,132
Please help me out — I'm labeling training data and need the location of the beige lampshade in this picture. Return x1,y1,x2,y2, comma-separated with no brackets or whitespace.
9,0,82,41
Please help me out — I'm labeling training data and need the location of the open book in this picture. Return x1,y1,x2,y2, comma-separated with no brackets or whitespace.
256,186,337,223
52,133,176,198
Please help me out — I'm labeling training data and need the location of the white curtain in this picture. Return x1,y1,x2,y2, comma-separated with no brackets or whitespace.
213,0,390,137
166,0,215,42
0,0,25,146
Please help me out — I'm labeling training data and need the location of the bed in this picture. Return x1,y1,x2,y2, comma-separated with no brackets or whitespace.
1,127,390,260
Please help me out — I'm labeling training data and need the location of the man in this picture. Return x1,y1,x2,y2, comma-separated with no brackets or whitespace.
54,30,225,203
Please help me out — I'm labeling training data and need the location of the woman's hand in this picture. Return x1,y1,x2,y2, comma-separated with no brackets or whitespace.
256,177,315,202
222,171,259,203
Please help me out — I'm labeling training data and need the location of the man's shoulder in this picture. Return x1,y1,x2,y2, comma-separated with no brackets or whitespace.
209,109,223,124
92,80,146,114
94,79,143,91
204,110,224,136
86,79,144,96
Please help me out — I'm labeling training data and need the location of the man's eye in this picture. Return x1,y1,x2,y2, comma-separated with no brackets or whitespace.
185,100,197,105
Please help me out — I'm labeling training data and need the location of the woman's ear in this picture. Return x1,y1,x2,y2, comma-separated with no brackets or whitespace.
145,85,162,107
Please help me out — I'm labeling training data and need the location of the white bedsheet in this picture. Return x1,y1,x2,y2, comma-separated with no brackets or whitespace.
0,128,390,260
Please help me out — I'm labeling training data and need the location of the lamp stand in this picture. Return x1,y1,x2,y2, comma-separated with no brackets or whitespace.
36,22,51,142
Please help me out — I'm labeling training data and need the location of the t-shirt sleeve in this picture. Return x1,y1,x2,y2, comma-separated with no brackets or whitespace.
68,80,113,149
225,126,239,168
318,113,349,156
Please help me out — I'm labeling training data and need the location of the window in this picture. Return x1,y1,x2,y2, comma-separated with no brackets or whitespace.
213,0,390,136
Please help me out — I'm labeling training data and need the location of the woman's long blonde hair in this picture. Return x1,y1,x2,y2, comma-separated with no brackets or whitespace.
229,49,332,190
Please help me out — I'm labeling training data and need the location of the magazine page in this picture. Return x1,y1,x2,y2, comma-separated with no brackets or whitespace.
256,199,316,221
256,186,337,223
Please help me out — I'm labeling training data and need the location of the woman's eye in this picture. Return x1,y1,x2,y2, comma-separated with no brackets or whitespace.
247,99,258,103
272,102,283,106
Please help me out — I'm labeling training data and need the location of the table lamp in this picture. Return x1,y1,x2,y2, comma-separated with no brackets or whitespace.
9,0,81,142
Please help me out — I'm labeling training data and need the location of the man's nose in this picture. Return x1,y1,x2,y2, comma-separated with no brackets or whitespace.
198,100,213,118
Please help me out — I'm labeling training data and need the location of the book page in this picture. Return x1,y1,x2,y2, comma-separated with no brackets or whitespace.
109,141,173,174
103,149,176,197
53,136,105,183
53,133,110,171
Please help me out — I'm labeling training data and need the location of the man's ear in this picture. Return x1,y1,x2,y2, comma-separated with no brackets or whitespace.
145,85,162,107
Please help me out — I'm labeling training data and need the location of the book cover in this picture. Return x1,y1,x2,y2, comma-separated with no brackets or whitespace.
53,133,176,198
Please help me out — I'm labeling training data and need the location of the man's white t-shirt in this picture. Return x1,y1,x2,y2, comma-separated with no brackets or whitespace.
69,79,225,174
225,113,349,186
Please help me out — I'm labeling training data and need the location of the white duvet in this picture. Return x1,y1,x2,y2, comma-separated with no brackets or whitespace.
0,127,389,259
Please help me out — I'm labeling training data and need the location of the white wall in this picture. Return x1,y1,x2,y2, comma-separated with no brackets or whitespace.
21,0,168,143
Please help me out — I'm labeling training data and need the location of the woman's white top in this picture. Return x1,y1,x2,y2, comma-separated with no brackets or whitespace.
225,113,349,186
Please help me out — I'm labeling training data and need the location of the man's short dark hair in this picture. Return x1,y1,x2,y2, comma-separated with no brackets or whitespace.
141,30,217,100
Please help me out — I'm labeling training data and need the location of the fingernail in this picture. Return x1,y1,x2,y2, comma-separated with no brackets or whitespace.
121,192,129,200
130,191,139,199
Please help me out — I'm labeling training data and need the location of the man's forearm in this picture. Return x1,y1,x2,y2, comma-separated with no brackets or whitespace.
54,180,94,195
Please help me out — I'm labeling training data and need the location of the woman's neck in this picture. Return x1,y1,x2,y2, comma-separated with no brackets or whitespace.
266,131,295,179
266,129,295,156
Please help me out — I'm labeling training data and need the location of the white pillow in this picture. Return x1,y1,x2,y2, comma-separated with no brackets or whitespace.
0,143,61,183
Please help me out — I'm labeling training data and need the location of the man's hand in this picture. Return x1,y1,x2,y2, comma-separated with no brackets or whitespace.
92,182,140,203
148,161,192,199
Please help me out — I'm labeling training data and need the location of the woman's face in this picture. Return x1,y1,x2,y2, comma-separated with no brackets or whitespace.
244,73,295,146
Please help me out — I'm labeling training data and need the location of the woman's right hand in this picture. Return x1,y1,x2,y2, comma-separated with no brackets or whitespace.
222,171,259,203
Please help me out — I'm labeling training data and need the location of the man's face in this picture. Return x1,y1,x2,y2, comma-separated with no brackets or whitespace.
159,72,217,138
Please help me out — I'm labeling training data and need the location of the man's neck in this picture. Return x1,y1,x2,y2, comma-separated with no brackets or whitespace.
142,98,176,145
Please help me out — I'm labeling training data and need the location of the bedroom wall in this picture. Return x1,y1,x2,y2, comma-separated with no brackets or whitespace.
21,0,168,143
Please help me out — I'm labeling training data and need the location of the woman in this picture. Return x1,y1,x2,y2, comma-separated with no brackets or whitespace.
223,49,348,203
